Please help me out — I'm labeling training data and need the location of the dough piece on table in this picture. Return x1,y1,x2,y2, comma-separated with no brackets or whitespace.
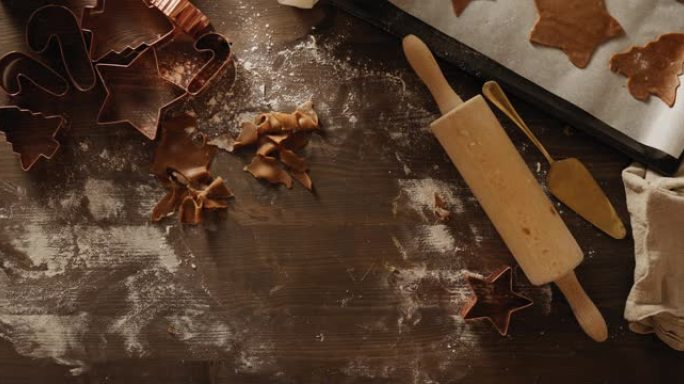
152,113,233,224
214,101,318,191
530,0,624,68
434,192,451,222
452,0,474,16
610,33,684,107
244,155,293,188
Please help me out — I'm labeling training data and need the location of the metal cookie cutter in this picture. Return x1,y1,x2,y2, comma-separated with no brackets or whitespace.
0,5,95,170
26,5,97,91
0,106,66,171
81,0,176,62
0,5,94,97
187,33,232,95
149,0,213,38
95,46,187,140
156,31,233,95
150,0,233,95
460,266,533,336
0,51,69,97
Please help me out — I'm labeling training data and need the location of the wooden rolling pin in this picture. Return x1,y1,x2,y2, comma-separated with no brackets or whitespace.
403,35,608,342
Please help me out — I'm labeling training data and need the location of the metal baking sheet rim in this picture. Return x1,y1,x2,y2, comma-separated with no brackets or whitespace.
324,0,682,175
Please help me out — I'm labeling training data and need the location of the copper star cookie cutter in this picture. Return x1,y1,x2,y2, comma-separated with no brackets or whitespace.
460,266,533,336
93,32,233,139
0,5,95,170
95,46,187,140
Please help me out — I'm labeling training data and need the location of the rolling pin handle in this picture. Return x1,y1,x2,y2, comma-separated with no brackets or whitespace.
402,35,463,115
555,271,608,342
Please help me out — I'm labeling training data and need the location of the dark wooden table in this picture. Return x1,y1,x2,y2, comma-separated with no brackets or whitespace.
0,1,679,383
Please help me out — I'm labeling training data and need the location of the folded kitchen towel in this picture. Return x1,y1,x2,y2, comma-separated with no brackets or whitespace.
623,163,684,350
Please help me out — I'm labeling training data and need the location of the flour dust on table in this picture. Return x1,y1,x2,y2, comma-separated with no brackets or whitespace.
0,179,241,374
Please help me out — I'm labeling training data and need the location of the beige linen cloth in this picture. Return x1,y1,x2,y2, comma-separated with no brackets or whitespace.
623,163,684,350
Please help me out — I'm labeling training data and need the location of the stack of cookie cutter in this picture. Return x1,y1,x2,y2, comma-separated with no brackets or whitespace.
0,5,92,171
0,0,233,170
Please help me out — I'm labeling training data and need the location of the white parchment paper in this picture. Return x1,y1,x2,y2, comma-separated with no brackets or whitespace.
391,0,684,157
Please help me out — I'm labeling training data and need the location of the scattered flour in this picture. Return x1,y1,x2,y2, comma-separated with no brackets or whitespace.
0,181,231,373
0,313,91,369
392,236,408,260
8,224,73,278
394,178,464,220
84,179,125,221
468,223,484,246
420,224,460,254
388,264,473,329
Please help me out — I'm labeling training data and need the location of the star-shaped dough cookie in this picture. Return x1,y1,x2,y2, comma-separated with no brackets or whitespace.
452,0,473,16
96,47,186,139
530,0,624,68
460,266,533,336
610,33,684,107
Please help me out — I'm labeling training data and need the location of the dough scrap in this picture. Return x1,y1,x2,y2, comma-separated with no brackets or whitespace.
610,33,684,107
530,0,624,68
254,100,318,135
451,0,473,16
214,101,318,191
244,155,294,188
434,192,451,222
152,113,233,224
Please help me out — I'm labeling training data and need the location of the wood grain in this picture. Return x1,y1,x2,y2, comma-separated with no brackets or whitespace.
0,0,678,383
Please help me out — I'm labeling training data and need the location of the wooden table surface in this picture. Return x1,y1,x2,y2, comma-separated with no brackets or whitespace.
0,0,679,383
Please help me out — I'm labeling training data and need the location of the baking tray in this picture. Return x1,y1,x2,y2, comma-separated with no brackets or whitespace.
325,0,682,175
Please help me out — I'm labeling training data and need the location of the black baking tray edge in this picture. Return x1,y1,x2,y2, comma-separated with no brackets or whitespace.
325,0,682,175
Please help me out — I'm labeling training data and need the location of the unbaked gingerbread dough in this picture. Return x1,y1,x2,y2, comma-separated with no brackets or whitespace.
610,33,684,107
530,0,624,68
451,0,473,16
210,101,319,191
151,113,233,224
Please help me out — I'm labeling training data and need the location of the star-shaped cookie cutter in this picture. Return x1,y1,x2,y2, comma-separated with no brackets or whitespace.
460,266,533,336
95,46,187,140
